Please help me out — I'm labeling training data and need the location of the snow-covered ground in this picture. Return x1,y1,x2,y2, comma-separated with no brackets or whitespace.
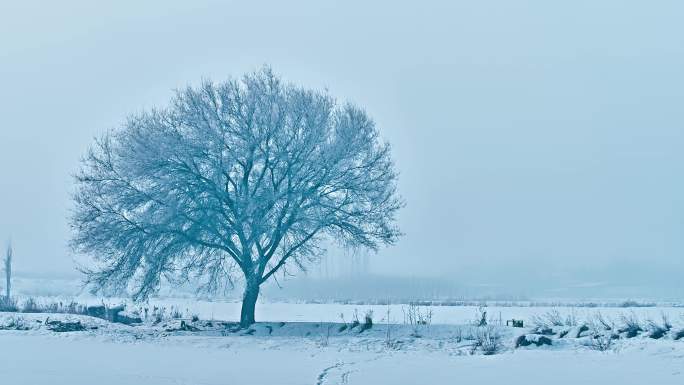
1,331,682,385
1,307,683,385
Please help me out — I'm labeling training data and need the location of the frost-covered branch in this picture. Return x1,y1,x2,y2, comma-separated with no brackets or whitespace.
71,67,403,325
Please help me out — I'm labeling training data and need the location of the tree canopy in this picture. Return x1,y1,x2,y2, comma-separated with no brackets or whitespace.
71,67,402,325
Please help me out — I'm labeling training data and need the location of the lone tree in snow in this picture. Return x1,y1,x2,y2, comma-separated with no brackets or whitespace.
71,67,403,326
4,241,11,300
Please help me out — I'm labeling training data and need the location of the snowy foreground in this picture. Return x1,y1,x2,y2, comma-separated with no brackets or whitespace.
1,309,683,385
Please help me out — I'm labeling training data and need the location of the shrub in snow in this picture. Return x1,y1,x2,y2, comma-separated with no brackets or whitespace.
0,316,28,330
531,309,578,330
649,328,667,340
63,301,88,315
1,298,93,316
167,320,199,332
618,313,643,338
82,304,141,325
673,330,684,341
170,307,183,319
337,313,349,332
460,326,478,342
358,310,373,332
515,334,552,348
589,312,614,331
541,310,563,326
21,297,41,313
403,304,433,337
318,324,333,347
564,310,578,327
44,319,86,332
588,333,614,351
531,326,554,335
350,309,361,330
402,304,432,326
620,300,655,308
4,242,12,301
570,324,590,338
452,327,463,343
475,326,502,355
586,314,620,348
647,315,671,339
0,296,18,312
39,301,89,316
474,306,488,327
113,309,142,325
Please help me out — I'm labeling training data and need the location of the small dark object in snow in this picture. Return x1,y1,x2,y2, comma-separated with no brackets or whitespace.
179,320,199,331
265,325,273,335
46,320,85,332
358,320,373,333
166,320,199,332
625,330,639,338
576,325,590,338
674,330,684,340
506,319,524,328
278,322,286,328
534,327,554,336
558,330,569,338
477,310,487,327
338,324,348,332
649,329,667,339
515,334,552,348
619,325,642,338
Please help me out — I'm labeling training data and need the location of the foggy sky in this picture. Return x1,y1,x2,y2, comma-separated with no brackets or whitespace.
1,0,682,298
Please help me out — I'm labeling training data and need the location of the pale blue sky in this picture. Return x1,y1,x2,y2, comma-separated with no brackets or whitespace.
1,0,682,298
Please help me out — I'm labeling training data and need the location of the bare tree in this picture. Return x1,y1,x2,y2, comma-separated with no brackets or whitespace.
71,67,403,326
4,241,11,300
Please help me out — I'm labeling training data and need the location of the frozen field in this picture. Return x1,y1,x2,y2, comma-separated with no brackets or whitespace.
173,301,684,326
15,296,684,326
1,305,683,385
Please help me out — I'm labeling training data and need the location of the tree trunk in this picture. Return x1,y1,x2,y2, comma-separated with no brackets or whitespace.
240,280,260,327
